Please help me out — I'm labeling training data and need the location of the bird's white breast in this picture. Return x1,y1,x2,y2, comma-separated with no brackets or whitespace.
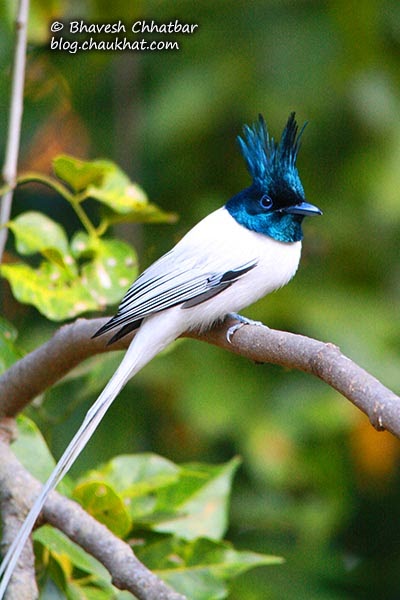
169,207,302,330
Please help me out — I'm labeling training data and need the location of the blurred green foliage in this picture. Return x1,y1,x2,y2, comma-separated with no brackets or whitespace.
1,0,400,598
1,156,173,319
14,416,276,598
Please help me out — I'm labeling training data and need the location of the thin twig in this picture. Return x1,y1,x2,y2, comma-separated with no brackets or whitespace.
0,0,30,262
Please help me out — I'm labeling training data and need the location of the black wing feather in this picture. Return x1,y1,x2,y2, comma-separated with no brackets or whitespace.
93,261,257,343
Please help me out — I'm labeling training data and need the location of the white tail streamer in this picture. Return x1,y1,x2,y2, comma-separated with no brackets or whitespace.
0,314,180,598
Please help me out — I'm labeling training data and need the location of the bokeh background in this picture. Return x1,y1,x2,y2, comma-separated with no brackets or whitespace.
1,1,400,598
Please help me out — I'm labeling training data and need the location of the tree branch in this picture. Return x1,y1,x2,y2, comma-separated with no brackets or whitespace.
0,435,185,600
194,322,400,435
0,0,30,262
1,316,399,597
0,421,38,600
0,316,399,437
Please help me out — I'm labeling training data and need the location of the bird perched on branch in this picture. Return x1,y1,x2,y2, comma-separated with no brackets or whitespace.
0,112,321,596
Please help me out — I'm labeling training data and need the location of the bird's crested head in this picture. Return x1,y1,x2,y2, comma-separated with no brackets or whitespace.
226,113,321,242
238,112,305,203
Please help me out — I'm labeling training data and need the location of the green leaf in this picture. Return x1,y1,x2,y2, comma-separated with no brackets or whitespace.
77,235,138,305
0,263,98,320
53,155,106,193
80,454,240,541
27,452,280,599
82,454,180,521
85,453,181,496
85,160,149,214
8,212,71,268
34,534,112,599
12,415,56,483
0,317,21,374
152,458,241,541
73,586,113,600
79,454,180,525
104,199,177,226
54,155,174,224
1,231,139,320
38,556,68,599
3,155,175,320
137,535,283,600
70,231,94,259
34,525,110,581
73,481,132,538
12,416,73,498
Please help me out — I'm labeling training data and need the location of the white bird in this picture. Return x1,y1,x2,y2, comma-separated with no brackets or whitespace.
0,112,321,596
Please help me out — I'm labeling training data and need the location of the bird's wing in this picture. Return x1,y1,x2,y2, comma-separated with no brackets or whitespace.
94,251,257,342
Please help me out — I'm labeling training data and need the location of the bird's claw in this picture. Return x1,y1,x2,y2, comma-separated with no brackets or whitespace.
226,313,264,343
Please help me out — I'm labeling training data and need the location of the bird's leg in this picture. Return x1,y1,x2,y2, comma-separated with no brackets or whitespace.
226,313,265,343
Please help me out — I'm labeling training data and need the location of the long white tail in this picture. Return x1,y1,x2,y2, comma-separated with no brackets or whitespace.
0,314,179,598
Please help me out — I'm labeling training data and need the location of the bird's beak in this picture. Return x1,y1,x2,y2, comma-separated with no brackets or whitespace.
283,201,322,217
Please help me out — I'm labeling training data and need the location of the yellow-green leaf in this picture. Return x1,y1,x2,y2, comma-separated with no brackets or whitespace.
77,235,138,305
81,454,180,521
106,201,177,226
73,481,132,538
85,453,180,496
53,155,106,193
0,263,98,321
0,317,21,375
13,416,57,483
53,155,175,223
8,211,71,268
153,458,242,541
34,525,111,582
137,536,283,600
13,416,71,496
85,162,150,214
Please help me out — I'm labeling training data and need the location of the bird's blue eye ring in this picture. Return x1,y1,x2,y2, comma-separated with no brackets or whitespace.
259,195,273,209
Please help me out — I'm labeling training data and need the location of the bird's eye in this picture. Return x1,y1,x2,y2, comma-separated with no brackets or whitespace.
259,195,273,210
